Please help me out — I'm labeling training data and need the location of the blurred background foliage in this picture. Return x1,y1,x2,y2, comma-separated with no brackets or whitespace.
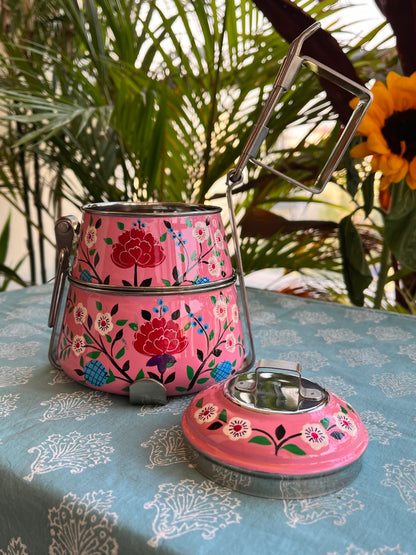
0,0,411,312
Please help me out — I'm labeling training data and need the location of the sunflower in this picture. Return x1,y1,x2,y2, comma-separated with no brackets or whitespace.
350,71,416,191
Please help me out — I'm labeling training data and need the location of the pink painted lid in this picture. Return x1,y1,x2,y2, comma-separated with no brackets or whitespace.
182,360,368,477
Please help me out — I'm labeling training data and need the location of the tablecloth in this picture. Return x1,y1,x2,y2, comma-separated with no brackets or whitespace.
0,283,415,554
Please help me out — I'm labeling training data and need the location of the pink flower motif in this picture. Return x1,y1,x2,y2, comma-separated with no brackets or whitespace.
192,221,209,243
94,313,114,336
85,226,97,248
225,333,236,353
73,302,87,325
194,403,219,424
214,229,225,249
334,412,357,436
207,256,221,277
301,423,329,450
133,317,188,357
213,299,227,321
231,304,239,323
72,335,85,356
223,417,252,441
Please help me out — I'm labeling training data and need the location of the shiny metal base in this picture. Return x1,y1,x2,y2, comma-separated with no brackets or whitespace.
185,441,363,499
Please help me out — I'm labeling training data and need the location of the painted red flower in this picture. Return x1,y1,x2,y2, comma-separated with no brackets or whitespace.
111,228,166,269
133,317,188,357
133,317,188,376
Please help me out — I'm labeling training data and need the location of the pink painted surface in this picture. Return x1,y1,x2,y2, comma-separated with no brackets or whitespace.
57,279,245,396
71,203,233,287
182,380,368,475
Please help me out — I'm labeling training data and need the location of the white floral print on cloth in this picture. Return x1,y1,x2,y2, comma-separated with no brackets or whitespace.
0,323,42,338
327,544,408,555
0,341,40,361
370,372,416,398
283,487,364,528
24,431,114,482
0,367,34,388
144,479,241,547
0,393,19,417
48,490,118,554
0,537,29,555
39,391,113,422
259,328,302,347
337,347,390,367
315,328,361,344
291,310,334,326
141,424,197,469
137,396,191,417
343,308,388,323
367,326,413,342
382,459,416,513
360,410,401,445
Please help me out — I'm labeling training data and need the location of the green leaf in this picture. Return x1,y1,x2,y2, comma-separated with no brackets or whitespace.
384,182,416,270
115,347,125,359
185,218,192,228
339,215,372,306
96,301,103,311
219,409,227,422
83,334,94,344
320,417,330,429
175,386,187,392
116,319,128,326
196,377,209,384
159,232,167,242
87,351,101,359
106,370,116,383
128,323,138,331
117,222,124,230
186,365,194,379
103,237,113,245
135,369,145,380
341,406,348,414
362,172,375,217
248,435,272,446
281,444,307,456
195,397,204,408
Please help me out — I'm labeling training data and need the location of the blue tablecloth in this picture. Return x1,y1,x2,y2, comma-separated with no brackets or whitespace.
0,283,415,554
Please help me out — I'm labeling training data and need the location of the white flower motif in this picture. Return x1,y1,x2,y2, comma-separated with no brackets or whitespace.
72,335,86,356
192,221,209,243
334,411,357,436
207,256,221,277
213,299,227,321
231,304,239,323
223,417,252,441
85,226,97,248
225,333,236,353
214,229,225,249
194,403,219,424
301,423,329,450
94,313,114,336
74,302,87,325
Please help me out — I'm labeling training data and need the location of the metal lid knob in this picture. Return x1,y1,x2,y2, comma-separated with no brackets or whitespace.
224,359,328,414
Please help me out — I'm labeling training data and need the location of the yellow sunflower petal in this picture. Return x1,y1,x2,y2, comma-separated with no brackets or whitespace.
370,81,394,120
406,173,416,190
367,132,390,154
387,71,416,111
408,158,416,183
380,174,393,190
379,154,408,183
370,154,381,172
350,141,372,158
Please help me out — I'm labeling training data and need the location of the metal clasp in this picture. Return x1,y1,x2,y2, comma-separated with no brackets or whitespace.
48,216,79,368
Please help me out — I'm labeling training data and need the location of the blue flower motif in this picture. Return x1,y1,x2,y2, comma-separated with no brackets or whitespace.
157,299,164,306
83,360,109,387
213,361,232,382
196,277,210,284
80,269,93,282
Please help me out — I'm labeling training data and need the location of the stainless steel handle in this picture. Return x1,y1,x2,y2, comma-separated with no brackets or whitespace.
229,22,373,193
